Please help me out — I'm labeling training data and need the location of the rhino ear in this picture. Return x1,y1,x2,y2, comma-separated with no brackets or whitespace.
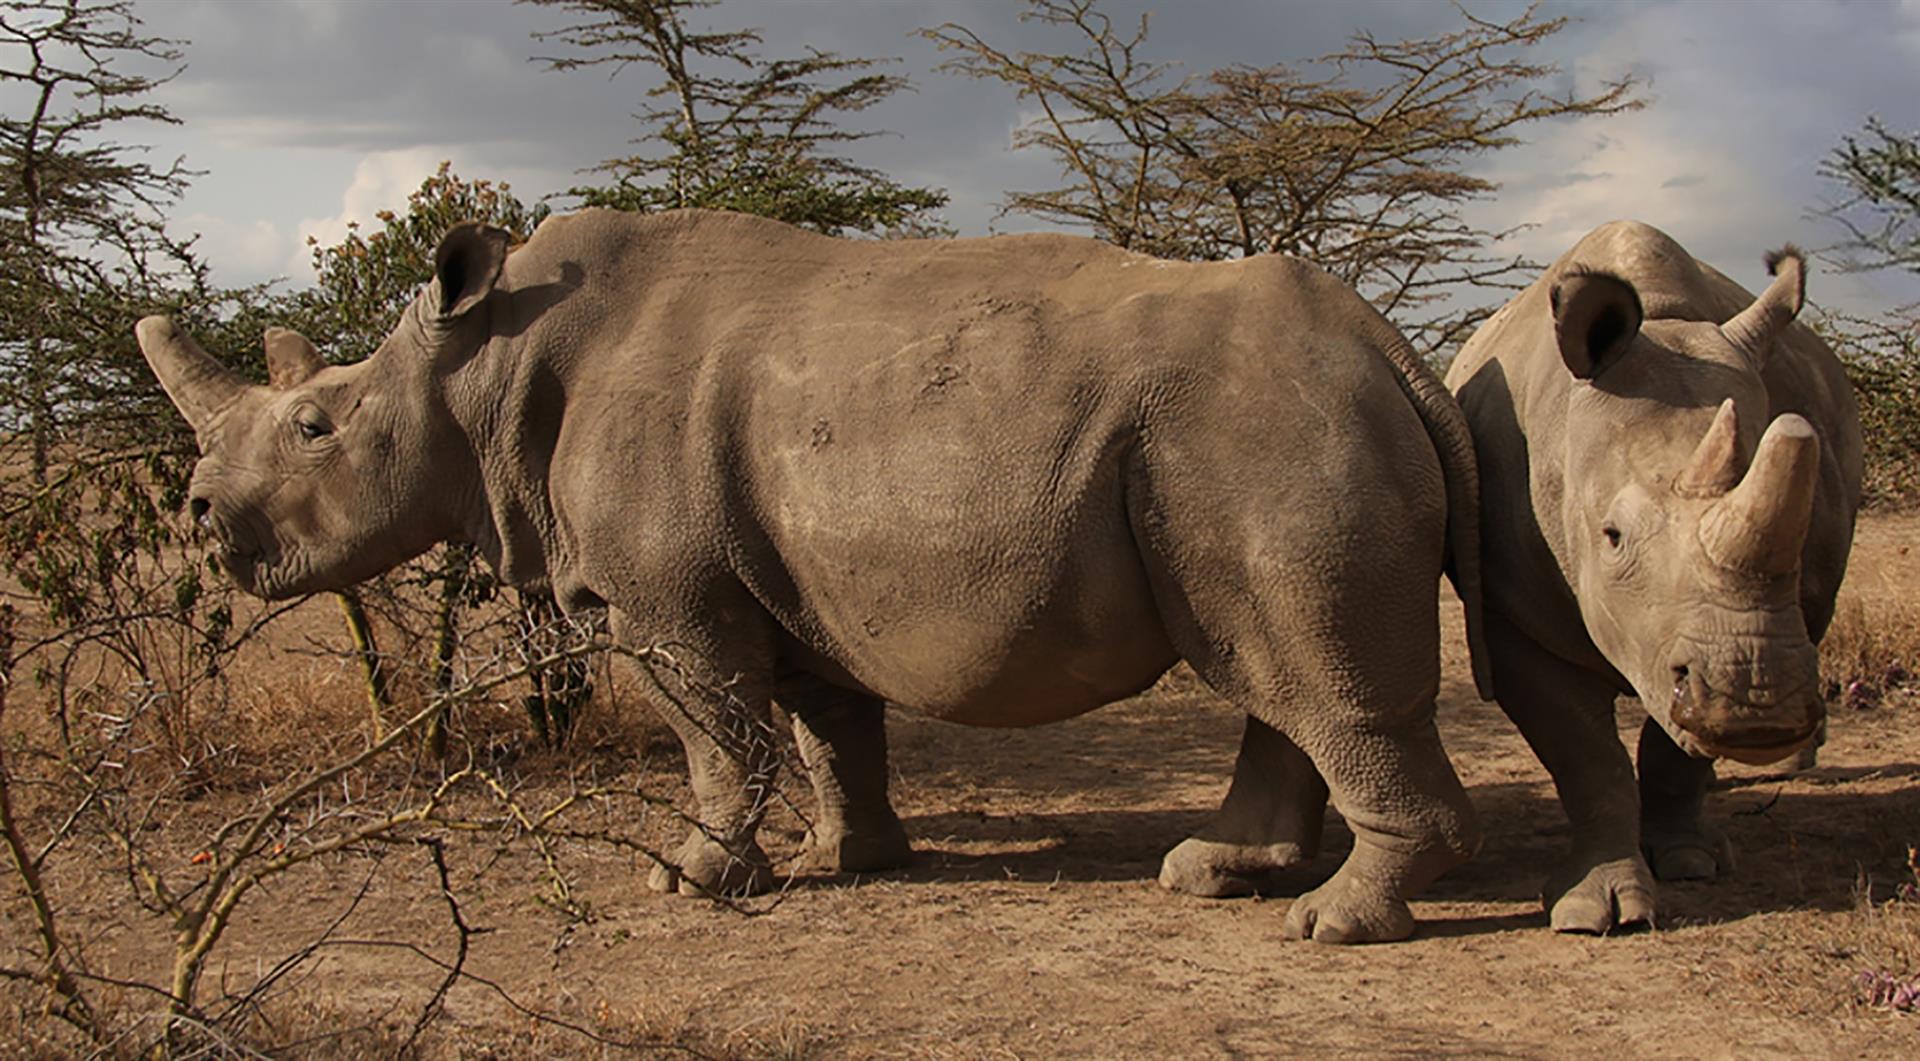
1550,269,1643,380
264,327,326,388
431,222,510,320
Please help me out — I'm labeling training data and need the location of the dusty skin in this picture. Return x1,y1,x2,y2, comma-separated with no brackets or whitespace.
138,209,1494,943
61,514,1920,1057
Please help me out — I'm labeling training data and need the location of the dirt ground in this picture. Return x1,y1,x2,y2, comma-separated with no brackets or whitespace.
18,515,1920,1058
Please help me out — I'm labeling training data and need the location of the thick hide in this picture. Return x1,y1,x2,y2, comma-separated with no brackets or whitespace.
143,208,1494,943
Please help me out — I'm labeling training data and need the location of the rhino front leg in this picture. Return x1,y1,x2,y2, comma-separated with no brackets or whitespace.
1160,715,1328,897
1637,716,1734,881
1487,612,1656,933
778,673,912,874
624,615,780,898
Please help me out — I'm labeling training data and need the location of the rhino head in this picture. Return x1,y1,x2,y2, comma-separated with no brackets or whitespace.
137,223,512,599
1551,249,1823,765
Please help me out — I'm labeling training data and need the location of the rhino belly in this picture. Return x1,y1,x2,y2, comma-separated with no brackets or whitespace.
780,515,1179,727
850,606,1178,728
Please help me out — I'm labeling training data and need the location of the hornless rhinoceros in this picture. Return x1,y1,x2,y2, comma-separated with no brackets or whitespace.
139,207,1494,944
1446,220,1863,933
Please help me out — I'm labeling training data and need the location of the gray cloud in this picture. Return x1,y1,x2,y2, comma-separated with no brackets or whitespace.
129,0,1920,314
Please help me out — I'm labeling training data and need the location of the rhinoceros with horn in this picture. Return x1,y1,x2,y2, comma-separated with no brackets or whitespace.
1446,220,1863,934
140,208,1494,943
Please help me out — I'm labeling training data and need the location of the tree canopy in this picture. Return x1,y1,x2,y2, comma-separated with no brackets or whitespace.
924,0,1641,352
527,0,948,237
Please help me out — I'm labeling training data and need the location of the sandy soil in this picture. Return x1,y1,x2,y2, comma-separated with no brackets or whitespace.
22,515,1920,1058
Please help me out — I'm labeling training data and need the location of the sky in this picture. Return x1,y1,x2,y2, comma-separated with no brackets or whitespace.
96,0,1920,318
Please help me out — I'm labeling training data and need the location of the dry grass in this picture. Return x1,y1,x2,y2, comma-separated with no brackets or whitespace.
1820,592,1920,713
1848,852,1920,1014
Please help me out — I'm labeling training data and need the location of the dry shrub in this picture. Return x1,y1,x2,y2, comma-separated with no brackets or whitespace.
1819,594,1920,712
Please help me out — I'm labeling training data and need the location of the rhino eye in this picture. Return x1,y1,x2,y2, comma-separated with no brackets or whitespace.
295,416,332,442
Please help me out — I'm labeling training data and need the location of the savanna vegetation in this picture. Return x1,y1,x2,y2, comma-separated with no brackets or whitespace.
0,0,1915,1054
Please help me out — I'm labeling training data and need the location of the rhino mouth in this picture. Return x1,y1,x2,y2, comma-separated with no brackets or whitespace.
1681,728,1818,767
1664,668,1822,766
192,504,284,597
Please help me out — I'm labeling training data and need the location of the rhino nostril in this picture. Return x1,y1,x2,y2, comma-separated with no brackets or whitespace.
189,497,210,527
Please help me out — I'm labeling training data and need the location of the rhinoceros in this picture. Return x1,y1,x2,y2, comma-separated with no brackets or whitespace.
139,207,1493,943
1445,220,1863,933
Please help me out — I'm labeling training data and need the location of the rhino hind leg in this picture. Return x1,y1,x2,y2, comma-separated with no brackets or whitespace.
1130,477,1480,939
780,674,912,874
1159,715,1328,898
1273,703,1479,944
1484,613,1658,933
1636,716,1735,881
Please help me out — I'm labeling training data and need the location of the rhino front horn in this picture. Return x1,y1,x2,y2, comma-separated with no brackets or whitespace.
137,316,248,430
1720,246,1805,369
1698,413,1820,577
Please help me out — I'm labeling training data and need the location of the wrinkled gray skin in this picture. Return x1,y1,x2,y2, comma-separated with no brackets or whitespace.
141,208,1495,944
1446,221,1863,934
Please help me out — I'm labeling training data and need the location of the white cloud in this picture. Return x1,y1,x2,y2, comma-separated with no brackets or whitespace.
290,149,449,279
178,214,287,282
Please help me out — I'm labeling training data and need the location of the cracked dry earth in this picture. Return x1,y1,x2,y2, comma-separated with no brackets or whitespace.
56,515,1920,1058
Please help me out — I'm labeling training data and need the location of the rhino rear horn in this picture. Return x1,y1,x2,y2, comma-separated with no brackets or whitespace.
264,327,326,388
137,316,247,431
1698,413,1820,577
1675,398,1746,498
1720,246,1804,370
432,222,511,319
1550,269,1643,379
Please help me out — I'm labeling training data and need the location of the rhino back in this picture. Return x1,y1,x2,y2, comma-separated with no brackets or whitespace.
497,210,1443,720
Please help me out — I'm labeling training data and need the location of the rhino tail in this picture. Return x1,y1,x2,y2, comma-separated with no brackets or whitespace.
1369,321,1497,703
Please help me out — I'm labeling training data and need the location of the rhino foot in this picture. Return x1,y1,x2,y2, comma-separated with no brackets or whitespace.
1159,838,1311,898
649,833,775,897
807,821,913,874
1281,876,1415,944
1545,854,1658,934
1642,820,1735,882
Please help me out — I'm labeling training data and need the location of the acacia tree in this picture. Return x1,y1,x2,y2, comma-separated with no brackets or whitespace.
1816,117,1920,506
0,0,198,481
526,0,948,236
0,0,266,709
924,0,1641,353
1819,117,1920,278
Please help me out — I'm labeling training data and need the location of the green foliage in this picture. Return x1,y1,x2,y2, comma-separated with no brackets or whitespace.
1,0,195,471
529,0,949,237
1823,313,1920,508
1816,118,1920,507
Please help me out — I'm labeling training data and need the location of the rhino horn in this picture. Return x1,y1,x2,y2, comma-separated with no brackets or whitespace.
136,316,247,430
1551,268,1643,379
1698,413,1820,577
1674,398,1746,498
264,327,326,388
1720,246,1805,370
